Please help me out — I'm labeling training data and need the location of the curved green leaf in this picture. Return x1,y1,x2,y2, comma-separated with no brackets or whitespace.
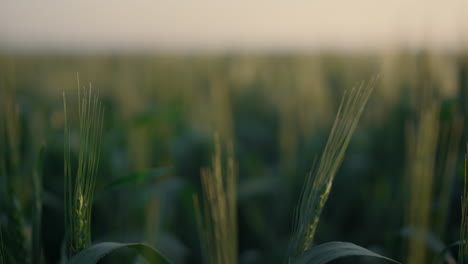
68,242,170,264
292,242,400,264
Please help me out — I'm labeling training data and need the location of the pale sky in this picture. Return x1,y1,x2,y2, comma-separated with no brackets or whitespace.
1,0,467,52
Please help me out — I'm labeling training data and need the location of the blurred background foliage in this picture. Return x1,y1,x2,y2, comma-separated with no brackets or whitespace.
0,50,467,263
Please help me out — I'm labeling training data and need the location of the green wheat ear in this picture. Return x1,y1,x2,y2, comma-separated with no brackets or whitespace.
63,83,104,257
288,78,376,259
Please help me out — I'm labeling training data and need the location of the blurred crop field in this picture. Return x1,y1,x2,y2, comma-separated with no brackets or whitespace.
0,50,467,264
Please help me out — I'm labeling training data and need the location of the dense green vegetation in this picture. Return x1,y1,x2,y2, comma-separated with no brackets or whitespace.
0,52,467,263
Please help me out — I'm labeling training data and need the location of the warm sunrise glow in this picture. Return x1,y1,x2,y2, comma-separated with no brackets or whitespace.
1,0,467,51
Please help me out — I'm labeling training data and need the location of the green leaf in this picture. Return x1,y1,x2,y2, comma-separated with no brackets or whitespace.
68,242,171,264
292,242,400,264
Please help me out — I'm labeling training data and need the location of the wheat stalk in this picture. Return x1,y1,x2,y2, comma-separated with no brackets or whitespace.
288,78,376,259
64,82,104,257
404,94,440,264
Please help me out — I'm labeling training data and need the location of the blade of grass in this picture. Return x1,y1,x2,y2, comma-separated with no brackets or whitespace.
68,242,170,264
291,242,400,264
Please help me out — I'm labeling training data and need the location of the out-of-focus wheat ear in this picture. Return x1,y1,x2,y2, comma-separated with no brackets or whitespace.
193,194,212,264
460,144,468,264
288,78,376,259
193,133,238,264
226,145,238,263
405,100,439,264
